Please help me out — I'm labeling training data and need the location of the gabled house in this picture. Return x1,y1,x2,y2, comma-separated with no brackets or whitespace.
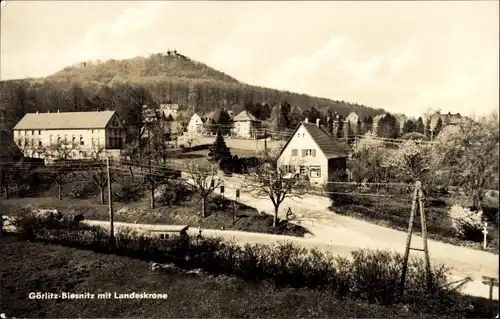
345,112,359,125
231,109,261,139
160,104,180,120
276,118,349,186
12,110,126,161
187,113,204,135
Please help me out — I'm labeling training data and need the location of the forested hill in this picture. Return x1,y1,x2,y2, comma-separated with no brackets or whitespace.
0,51,385,132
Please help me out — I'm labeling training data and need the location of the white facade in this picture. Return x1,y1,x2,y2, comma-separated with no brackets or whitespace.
187,113,204,135
345,112,359,124
277,124,328,185
232,121,261,139
13,113,125,161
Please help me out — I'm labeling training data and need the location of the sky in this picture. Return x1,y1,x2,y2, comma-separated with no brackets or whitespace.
1,1,498,118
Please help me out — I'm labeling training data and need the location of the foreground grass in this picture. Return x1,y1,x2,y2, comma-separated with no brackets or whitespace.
0,237,440,318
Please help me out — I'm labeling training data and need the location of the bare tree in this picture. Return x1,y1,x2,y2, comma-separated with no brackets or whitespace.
243,156,310,227
184,161,221,217
44,139,79,200
184,130,198,148
88,146,108,204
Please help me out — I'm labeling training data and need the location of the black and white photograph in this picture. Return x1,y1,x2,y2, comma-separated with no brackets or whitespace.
0,1,498,318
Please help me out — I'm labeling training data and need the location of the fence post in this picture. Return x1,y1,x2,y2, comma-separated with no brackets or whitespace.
483,222,489,250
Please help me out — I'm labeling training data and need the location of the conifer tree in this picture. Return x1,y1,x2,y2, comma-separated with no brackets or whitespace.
208,128,232,162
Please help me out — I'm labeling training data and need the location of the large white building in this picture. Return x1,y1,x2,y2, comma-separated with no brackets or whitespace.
12,110,126,161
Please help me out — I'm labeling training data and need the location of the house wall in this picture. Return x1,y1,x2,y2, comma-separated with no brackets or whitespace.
232,121,261,139
277,124,328,185
187,114,203,135
13,113,125,160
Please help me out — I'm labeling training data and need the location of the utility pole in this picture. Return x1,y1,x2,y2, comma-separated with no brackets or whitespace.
264,129,267,153
106,157,115,248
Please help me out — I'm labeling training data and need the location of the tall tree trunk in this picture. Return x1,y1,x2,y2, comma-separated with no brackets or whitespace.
100,187,105,204
150,186,155,209
58,183,62,200
273,205,279,227
201,197,206,218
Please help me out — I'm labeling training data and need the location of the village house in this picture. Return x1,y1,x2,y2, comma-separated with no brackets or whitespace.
427,111,469,132
345,112,359,125
277,118,348,186
187,113,204,135
231,109,261,139
160,103,180,120
12,110,126,162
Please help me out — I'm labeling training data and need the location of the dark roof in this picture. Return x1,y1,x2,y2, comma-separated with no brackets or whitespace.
278,122,349,159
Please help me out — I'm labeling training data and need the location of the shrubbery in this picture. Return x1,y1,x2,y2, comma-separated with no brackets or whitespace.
70,181,97,199
6,214,479,317
113,177,144,203
220,155,262,174
448,204,484,242
157,182,192,206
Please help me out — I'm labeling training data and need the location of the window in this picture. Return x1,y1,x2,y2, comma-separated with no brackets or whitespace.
38,140,42,147
310,166,321,178
31,139,34,146
299,165,307,175
17,139,22,146
25,139,29,146
302,149,316,157
64,135,68,142
92,138,95,146
38,130,41,135
72,136,76,143
91,130,95,134
80,136,84,146
280,165,295,174
97,138,100,146
49,135,53,144
291,149,298,157
57,136,61,143
31,130,34,135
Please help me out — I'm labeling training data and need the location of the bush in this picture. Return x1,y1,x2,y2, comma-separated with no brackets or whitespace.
158,182,192,206
70,181,97,199
7,215,487,317
448,205,484,242
113,177,144,203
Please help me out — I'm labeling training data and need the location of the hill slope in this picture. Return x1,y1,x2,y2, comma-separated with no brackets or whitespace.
47,53,240,85
0,52,385,132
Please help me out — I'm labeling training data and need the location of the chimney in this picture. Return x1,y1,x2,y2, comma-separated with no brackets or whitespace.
57,110,60,113
316,118,320,127
304,118,309,123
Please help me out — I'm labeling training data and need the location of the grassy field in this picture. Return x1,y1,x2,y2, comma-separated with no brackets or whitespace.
330,190,499,254
0,237,452,318
1,174,309,237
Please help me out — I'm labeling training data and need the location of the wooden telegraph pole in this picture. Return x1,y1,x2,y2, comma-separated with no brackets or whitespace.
400,180,432,297
106,157,115,248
